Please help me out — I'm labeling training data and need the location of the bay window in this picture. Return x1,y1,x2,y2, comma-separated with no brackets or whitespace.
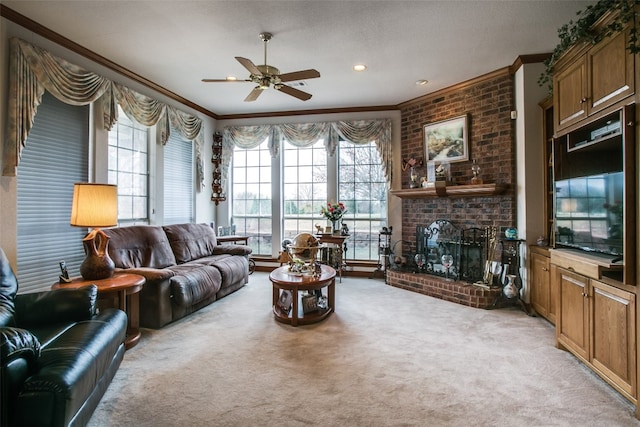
231,133,387,261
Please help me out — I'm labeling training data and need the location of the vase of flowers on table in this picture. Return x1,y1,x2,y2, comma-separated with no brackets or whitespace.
321,202,347,234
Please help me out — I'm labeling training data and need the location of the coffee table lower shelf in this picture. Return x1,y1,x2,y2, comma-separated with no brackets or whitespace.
273,304,334,326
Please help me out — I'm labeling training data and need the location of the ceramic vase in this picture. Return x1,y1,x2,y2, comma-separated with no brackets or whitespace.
503,274,519,299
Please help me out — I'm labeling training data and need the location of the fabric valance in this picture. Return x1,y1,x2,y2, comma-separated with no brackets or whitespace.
222,119,393,189
4,38,204,189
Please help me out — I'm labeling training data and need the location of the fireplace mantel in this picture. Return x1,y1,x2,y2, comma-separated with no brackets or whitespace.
390,183,509,199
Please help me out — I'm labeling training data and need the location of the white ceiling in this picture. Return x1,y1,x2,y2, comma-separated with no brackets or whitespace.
4,0,596,117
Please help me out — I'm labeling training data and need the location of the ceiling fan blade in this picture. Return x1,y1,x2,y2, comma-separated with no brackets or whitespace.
235,57,262,76
278,69,321,82
201,78,251,83
244,86,264,102
276,84,313,101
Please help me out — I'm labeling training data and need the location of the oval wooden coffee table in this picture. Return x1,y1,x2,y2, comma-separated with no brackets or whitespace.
269,264,336,326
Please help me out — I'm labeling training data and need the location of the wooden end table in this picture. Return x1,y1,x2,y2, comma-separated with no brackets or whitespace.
53,273,145,350
316,233,349,282
216,235,249,245
269,264,336,326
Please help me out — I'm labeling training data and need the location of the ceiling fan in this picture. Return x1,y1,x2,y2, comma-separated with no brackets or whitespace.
202,32,320,102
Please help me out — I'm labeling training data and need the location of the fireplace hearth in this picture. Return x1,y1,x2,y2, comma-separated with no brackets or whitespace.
385,219,522,309
386,270,503,309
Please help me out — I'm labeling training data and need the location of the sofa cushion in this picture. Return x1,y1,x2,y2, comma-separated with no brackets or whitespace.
167,265,222,307
104,225,177,269
163,223,218,264
208,256,249,290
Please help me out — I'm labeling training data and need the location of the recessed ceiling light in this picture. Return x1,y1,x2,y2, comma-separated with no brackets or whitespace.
353,64,367,72
226,76,238,81
415,79,429,86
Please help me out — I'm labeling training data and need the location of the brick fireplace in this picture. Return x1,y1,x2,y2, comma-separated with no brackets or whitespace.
392,68,517,306
385,219,508,309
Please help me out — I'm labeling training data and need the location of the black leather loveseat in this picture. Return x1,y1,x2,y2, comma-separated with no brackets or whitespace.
0,248,128,426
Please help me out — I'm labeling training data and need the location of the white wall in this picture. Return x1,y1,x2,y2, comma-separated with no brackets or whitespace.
0,18,217,268
0,18,17,266
515,62,548,244
514,61,550,301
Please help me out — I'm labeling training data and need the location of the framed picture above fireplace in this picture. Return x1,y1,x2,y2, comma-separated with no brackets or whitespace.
424,114,469,163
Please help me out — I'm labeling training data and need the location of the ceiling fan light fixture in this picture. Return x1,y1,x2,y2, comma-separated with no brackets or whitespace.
353,64,367,72
259,78,271,89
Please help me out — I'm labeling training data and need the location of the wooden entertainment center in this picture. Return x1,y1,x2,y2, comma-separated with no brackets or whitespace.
530,8,639,412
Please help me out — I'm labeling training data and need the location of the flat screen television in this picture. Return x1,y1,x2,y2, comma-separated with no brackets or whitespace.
554,171,623,256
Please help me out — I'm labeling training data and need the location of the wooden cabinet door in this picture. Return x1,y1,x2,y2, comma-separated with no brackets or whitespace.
590,279,636,400
531,251,553,323
588,29,635,116
556,267,589,361
554,56,587,131
553,28,634,133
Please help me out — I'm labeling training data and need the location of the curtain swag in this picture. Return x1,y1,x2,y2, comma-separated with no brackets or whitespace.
222,119,393,190
4,38,205,190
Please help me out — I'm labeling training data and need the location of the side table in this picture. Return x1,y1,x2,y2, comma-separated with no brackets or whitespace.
216,235,249,245
53,273,145,350
316,233,349,282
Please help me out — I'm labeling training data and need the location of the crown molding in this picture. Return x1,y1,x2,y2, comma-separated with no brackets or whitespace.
217,105,399,120
511,53,552,73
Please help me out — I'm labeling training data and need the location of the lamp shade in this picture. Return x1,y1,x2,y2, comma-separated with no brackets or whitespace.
70,183,118,228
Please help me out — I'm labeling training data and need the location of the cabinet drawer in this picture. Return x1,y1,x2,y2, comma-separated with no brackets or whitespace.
550,250,601,278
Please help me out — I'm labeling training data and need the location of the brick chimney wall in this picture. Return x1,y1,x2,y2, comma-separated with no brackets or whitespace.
398,69,516,248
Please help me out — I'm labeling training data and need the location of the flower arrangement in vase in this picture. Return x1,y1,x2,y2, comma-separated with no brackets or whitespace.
321,202,347,234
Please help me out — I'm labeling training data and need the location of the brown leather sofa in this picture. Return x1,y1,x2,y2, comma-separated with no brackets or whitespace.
103,223,252,329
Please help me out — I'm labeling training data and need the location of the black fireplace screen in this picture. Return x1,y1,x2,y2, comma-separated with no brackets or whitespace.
459,227,488,283
416,220,461,280
389,219,492,283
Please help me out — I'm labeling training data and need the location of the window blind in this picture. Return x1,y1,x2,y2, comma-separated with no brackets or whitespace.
163,130,193,225
16,92,89,293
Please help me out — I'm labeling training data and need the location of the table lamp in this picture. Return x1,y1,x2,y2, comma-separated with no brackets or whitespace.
70,183,118,280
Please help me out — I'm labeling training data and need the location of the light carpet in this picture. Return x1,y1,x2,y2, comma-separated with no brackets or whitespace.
88,273,640,427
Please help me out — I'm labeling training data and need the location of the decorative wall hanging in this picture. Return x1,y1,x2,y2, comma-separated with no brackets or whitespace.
211,133,226,205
